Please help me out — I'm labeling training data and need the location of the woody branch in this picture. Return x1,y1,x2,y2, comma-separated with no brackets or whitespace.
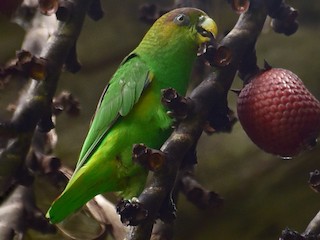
123,0,299,239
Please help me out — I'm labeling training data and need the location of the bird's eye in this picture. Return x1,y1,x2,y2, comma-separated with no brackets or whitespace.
174,14,190,26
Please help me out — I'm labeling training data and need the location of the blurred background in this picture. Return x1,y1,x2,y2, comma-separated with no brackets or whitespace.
1,0,320,239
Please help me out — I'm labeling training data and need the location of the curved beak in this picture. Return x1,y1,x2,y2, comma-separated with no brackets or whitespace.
196,15,218,44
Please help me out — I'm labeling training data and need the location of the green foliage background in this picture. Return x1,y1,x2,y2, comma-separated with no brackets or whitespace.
1,0,320,239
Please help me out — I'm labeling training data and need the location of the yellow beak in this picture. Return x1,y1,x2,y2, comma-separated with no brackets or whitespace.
197,15,218,44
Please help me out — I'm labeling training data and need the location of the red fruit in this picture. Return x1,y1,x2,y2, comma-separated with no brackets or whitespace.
237,67,320,158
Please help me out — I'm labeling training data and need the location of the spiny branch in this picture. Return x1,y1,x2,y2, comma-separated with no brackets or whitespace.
123,1,272,239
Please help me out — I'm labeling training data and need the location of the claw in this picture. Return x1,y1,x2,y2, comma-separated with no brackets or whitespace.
161,88,191,122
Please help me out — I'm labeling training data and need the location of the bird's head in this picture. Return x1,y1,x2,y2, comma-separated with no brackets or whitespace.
137,7,218,56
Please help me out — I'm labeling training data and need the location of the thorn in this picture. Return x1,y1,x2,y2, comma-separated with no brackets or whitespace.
230,88,241,95
263,60,272,70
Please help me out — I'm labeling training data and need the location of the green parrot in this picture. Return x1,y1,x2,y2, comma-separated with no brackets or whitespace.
47,7,217,224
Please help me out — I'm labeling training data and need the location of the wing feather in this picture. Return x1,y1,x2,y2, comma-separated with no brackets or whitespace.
119,80,136,116
74,53,153,173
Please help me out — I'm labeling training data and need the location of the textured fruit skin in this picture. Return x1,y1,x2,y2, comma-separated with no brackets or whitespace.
237,68,320,157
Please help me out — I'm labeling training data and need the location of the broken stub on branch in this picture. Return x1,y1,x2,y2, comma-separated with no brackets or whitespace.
0,50,48,81
267,0,299,36
180,172,224,210
38,0,59,16
308,170,320,193
203,45,232,68
229,0,250,14
116,198,148,226
132,143,166,172
52,91,81,117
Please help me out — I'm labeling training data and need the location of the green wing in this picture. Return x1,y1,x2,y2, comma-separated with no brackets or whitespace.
74,53,153,173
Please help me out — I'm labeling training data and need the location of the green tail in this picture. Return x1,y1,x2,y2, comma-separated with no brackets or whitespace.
46,160,146,223
46,178,102,224
46,164,117,224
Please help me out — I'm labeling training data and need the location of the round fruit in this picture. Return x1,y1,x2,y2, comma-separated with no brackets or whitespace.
237,67,320,158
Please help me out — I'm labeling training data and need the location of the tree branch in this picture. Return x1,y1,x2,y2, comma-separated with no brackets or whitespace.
0,0,90,196
0,0,94,239
0,185,56,239
125,1,269,239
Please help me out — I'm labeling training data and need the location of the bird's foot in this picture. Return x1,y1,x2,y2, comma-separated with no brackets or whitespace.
161,88,192,125
116,197,148,226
